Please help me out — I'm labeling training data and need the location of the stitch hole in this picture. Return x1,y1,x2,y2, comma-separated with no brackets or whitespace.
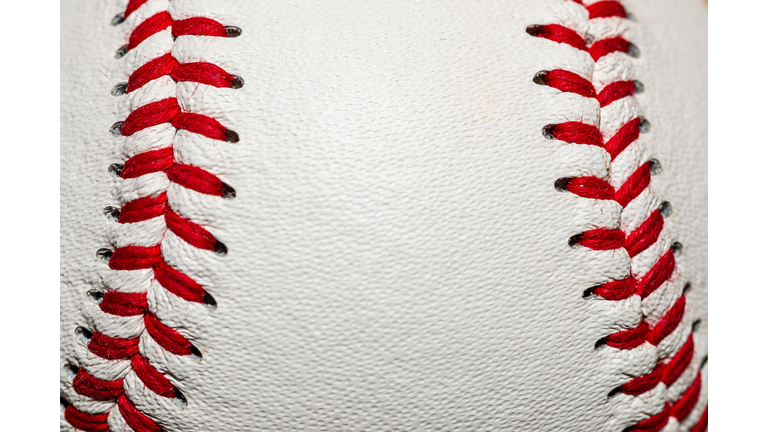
115,45,129,59
221,183,237,199
173,389,188,409
633,80,644,94
75,327,93,345
63,363,79,381
554,177,571,192
108,164,123,177
203,292,218,310
225,26,242,37
658,201,672,218
542,124,557,140
87,290,104,304
568,234,582,248
110,121,124,136
648,159,662,176
626,42,640,58
594,337,608,351
103,206,121,221
700,355,708,370
230,75,245,89
189,345,203,362
671,241,683,257
213,241,228,256
96,248,113,263
683,282,692,296
111,82,128,96
533,70,549,85
60,397,70,412
111,13,125,26
692,319,702,333
639,117,651,133
225,130,240,143
607,386,623,399
582,287,597,300
525,25,543,37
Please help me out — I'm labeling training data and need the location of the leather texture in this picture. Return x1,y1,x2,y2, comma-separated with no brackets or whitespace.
61,0,707,431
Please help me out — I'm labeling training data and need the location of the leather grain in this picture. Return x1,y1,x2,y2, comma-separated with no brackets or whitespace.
61,0,707,431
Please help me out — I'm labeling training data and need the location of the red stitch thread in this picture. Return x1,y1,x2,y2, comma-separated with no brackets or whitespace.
88,332,140,360
118,193,169,223
131,354,177,398
173,17,229,37
118,394,162,432
127,12,173,51
73,370,125,400
532,2,706,430
66,3,240,430
100,291,148,316
662,334,695,386
690,406,708,432
587,1,628,19
64,406,110,432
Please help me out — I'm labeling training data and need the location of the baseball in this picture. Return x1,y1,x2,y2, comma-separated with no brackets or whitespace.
60,0,708,431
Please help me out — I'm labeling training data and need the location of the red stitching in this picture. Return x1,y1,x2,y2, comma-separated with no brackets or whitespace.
65,2,241,431
531,1,706,430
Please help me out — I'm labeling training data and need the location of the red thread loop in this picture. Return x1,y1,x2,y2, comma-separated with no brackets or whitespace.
88,332,140,360
121,147,175,179
109,245,163,271
173,62,238,88
625,209,664,258
73,369,125,400
597,80,637,107
589,36,632,61
100,291,148,317
646,295,686,346
663,334,695,386
637,249,676,298
154,261,209,303
121,97,181,136
144,313,195,356
670,373,702,421
173,17,229,37
605,320,648,350
621,362,664,395
548,122,603,146
565,176,615,200
165,211,220,252
605,117,642,160
541,69,596,99
64,406,110,432
632,402,671,432
127,12,173,51
124,0,149,20
118,394,163,432
591,277,637,301
131,354,177,398
690,406,708,432
172,112,234,142
586,1,628,19
530,24,587,51
127,53,179,92
167,163,231,197
119,193,169,223
575,227,624,250
615,159,650,206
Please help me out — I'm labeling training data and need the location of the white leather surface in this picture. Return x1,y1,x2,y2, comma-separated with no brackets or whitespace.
61,0,707,431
